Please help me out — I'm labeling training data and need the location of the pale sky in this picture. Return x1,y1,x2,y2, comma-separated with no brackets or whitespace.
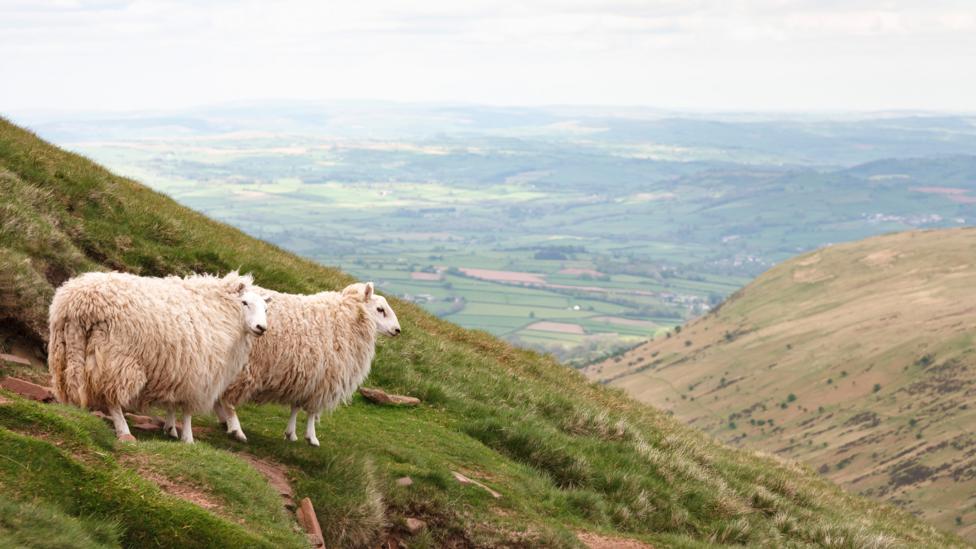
2,0,975,113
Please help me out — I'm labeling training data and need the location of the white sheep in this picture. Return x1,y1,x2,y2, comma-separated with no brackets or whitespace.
48,271,269,443
215,281,400,446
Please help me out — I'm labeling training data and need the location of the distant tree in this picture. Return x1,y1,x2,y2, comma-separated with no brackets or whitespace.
787,393,797,403
873,383,882,393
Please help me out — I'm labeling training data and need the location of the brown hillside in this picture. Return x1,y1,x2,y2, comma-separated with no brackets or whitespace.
587,228,976,540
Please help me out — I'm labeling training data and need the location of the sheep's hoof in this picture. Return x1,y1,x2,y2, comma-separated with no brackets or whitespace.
305,436,320,447
117,433,137,443
284,432,297,442
165,426,179,439
230,430,248,443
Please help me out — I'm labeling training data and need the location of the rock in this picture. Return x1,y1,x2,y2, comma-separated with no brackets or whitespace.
0,353,31,366
0,377,56,403
451,471,502,499
296,497,325,548
404,517,426,534
395,476,413,487
358,387,421,406
125,413,164,431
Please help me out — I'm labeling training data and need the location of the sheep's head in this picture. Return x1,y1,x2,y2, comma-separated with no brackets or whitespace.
239,285,271,336
345,282,401,337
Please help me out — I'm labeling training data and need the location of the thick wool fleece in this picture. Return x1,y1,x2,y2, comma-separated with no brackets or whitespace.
48,271,255,413
220,283,378,415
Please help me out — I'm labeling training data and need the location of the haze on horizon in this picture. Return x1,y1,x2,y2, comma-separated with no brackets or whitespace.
2,0,974,114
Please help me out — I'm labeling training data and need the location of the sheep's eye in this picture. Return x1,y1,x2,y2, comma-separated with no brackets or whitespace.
242,300,248,306
376,307,385,315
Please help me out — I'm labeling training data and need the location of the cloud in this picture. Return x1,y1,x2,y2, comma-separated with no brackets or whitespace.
1,0,974,111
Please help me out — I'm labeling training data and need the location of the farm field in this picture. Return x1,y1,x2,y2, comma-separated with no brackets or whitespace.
19,104,976,363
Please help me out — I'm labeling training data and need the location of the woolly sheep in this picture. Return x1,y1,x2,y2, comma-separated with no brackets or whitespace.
215,281,400,446
48,271,270,443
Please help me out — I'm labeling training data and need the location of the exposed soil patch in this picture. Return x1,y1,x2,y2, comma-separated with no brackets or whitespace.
578,531,654,548
527,321,585,334
861,249,900,267
125,457,222,511
236,453,295,510
591,316,656,328
792,268,833,283
410,272,442,281
558,268,605,277
459,268,547,285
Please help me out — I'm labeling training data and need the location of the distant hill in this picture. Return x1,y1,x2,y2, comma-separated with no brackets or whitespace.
587,228,976,541
0,117,966,547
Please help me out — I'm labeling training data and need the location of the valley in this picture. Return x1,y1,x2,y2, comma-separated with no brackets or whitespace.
18,105,976,363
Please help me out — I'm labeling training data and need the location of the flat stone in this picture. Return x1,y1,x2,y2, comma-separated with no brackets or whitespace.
125,413,163,427
358,387,421,406
395,476,413,487
0,353,31,366
404,517,426,534
451,471,502,499
0,377,56,402
296,497,325,548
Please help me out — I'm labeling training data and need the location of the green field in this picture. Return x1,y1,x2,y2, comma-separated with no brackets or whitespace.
24,106,976,363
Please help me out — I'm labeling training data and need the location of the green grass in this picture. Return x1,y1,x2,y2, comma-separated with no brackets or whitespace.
0,116,967,547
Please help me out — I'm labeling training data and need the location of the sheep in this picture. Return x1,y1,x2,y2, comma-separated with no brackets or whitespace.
215,281,400,446
48,271,270,443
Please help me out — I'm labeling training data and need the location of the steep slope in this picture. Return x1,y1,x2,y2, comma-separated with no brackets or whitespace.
0,116,964,548
587,228,976,541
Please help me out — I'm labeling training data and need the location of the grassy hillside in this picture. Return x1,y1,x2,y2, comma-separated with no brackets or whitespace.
588,228,976,541
0,116,965,548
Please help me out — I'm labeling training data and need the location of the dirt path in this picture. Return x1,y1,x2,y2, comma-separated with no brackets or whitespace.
578,531,654,548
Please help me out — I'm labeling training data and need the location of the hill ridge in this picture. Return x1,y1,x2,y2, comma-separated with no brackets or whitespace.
0,117,965,547
588,227,976,541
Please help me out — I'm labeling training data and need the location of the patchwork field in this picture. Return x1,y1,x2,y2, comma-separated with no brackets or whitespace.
19,105,976,363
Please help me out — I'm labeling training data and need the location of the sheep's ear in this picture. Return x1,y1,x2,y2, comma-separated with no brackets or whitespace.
363,282,374,301
264,294,273,304
235,282,247,295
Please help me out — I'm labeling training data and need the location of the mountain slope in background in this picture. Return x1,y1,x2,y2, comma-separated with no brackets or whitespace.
0,117,964,547
588,228,976,541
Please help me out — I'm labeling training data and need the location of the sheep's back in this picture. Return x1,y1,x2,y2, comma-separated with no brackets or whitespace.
52,272,247,411
245,291,376,411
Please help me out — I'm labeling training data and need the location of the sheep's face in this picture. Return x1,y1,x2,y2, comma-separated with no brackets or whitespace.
346,281,401,337
240,290,270,336
369,293,401,337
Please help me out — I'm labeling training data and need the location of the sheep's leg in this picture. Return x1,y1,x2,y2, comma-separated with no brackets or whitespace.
213,400,246,441
163,407,179,439
109,405,135,442
304,411,320,447
180,412,194,444
284,406,299,442
225,408,247,443
214,401,229,427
